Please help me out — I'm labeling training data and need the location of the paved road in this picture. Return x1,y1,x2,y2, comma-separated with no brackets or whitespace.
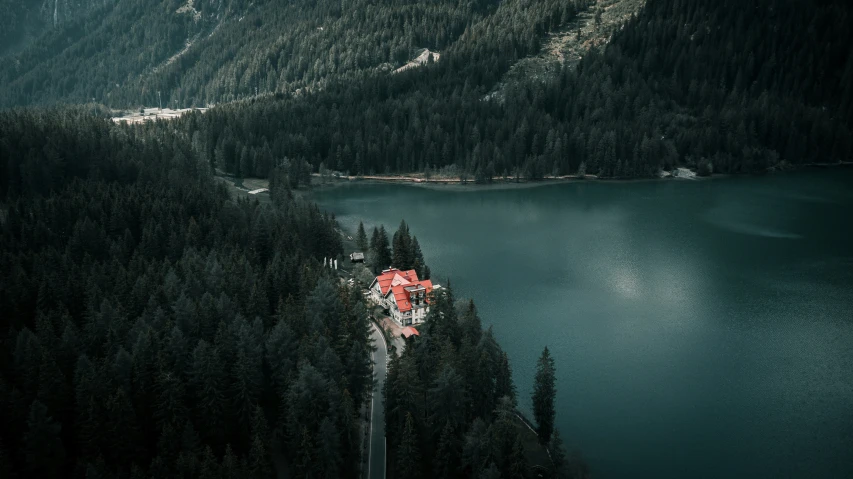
368,323,387,479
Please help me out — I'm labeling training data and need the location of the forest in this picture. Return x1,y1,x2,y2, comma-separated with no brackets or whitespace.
383,285,581,479
4,1,850,178
167,0,852,182
0,0,500,108
0,107,374,477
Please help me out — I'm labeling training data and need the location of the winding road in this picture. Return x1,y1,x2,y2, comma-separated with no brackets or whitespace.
368,323,388,479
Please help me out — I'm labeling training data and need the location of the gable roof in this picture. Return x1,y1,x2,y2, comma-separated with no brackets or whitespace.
372,268,419,295
388,279,433,313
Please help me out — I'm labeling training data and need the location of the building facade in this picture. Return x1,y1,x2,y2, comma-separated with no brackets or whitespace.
369,268,434,326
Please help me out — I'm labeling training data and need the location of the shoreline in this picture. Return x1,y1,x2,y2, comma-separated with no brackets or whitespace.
312,162,853,191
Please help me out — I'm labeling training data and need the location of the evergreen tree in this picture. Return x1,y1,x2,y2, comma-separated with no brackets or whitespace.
248,433,271,479
316,417,342,478
433,421,460,478
397,412,421,479
393,220,413,270
508,436,529,479
369,227,380,253
532,346,556,444
496,351,517,406
23,400,65,477
411,236,428,279
356,222,369,252
549,429,576,479
428,365,467,435
372,226,392,272
461,419,490,477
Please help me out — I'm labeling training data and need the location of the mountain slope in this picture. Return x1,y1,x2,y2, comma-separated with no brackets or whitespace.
0,0,496,108
0,0,110,57
169,0,852,180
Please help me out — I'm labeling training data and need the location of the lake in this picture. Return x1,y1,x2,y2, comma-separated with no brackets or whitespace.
312,170,853,478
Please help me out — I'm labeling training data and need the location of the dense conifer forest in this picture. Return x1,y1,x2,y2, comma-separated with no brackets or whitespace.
0,108,379,477
383,289,581,479
161,0,851,181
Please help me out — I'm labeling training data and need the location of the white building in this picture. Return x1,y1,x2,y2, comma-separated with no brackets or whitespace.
369,268,434,326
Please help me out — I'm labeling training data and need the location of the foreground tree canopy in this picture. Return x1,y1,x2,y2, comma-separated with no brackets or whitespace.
0,108,379,477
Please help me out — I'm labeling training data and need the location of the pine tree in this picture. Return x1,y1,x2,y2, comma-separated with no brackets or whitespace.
373,225,392,272
495,350,517,405
199,446,219,479
461,418,490,478
393,220,412,269
23,400,65,477
105,387,141,466
37,351,67,419
508,435,528,479
316,417,341,478
411,236,428,279
190,340,227,443
356,221,368,251
369,227,379,253
248,433,271,479
265,318,296,396
293,428,317,478
251,405,270,453
397,412,421,479
221,444,240,479
433,421,460,478
428,365,467,434
532,346,556,444
156,367,189,430
549,429,574,479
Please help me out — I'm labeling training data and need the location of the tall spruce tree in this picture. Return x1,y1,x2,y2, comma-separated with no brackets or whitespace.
356,222,368,252
411,236,429,279
373,226,392,272
532,346,556,444
393,220,413,270
397,412,421,479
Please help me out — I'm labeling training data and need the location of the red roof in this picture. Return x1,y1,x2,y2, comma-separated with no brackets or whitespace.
374,268,419,295
389,279,433,312
401,327,420,338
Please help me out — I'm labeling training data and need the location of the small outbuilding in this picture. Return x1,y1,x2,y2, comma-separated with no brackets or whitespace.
400,326,420,339
350,252,365,263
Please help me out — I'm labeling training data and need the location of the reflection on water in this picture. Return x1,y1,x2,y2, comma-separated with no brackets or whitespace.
313,170,853,479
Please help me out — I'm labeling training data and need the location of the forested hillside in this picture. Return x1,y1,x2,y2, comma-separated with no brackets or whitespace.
8,0,849,177
383,287,584,479
0,0,109,57
0,0,499,108
0,108,377,477
164,0,852,181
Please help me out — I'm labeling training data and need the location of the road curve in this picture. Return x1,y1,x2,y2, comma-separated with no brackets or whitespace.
368,322,388,479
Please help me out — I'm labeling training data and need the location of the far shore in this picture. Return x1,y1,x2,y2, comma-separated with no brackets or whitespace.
312,170,720,191
311,162,853,190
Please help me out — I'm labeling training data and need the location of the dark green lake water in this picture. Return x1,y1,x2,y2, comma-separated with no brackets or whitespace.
313,170,853,478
